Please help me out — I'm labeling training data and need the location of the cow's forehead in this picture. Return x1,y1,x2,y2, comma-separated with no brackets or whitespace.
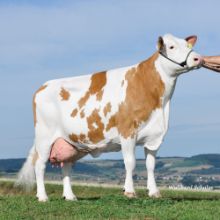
163,34,186,46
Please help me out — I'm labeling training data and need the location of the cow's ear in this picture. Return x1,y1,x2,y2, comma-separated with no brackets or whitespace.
157,36,164,52
185,35,197,47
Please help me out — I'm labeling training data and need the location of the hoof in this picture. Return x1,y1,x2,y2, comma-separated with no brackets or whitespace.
124,191,137,198
36,194,48,202
38,197,48,202
149,191,161,198
63,196,77,201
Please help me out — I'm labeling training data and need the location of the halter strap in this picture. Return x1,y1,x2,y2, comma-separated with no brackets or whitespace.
159,49,193,68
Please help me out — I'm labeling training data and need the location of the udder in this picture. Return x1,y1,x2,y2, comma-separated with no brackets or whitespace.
49,138,87,167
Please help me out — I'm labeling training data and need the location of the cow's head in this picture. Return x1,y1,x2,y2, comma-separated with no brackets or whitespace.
157,34,203,75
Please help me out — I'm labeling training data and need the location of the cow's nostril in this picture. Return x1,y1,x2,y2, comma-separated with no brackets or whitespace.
194,58,199,62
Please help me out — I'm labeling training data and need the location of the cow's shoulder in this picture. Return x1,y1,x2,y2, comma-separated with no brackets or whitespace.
106,53,165,139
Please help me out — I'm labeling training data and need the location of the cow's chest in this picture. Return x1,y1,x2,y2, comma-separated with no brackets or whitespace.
137,107,167,148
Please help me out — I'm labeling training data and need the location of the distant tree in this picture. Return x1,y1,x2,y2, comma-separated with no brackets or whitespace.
181,175,196,186
156,161,164,169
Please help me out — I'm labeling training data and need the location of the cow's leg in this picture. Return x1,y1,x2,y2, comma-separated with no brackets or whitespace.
121,137,136,198
35,136,56,202
35,151,49,202
62,162,77,201
145,148,161,198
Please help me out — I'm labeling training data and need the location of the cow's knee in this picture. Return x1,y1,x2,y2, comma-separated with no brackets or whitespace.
124,156,135,171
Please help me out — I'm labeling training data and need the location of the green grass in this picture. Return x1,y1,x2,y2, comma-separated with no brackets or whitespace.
0,181,220,220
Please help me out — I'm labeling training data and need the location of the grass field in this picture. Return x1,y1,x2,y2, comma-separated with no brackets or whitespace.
0,181,220,220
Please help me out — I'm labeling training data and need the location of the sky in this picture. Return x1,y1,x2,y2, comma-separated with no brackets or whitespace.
0,0,220,159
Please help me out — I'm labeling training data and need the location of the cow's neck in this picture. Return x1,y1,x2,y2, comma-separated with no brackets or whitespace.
154,53,178,105
139,52,177,106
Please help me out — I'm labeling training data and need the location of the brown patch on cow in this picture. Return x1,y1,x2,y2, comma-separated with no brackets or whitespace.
78,91,90,108
69,133,87,143
79,133,86,142
103,102,112,116
69,133,78,142
87,109,104,143
32,150,39,165
105,52,165,138
71,108,78,118
121,80,124,87
60,87,70,101
78,71,107,108
80,109,85,118
96,89,104,101
106,114,116,131
33,85,47,127
89,71,107,94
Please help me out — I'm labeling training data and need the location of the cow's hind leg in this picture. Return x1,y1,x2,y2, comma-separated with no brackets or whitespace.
35,137,57,202
145,149,161,198
35,152,49,202
121,137,136,198
62,162,77,201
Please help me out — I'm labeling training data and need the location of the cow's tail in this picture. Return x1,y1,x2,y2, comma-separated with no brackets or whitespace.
15,145,37,191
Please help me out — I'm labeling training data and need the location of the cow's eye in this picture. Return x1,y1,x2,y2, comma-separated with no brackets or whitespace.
169,46,174,49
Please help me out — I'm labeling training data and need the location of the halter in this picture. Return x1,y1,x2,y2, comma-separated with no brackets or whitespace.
159,49,193,68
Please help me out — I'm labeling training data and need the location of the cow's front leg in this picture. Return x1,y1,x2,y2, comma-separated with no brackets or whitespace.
62,162,77,201
145,148,161,198
121,137,136,198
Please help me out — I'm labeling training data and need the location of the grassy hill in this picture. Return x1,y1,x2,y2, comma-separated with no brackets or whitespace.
0,181,220,220
0,154,220,188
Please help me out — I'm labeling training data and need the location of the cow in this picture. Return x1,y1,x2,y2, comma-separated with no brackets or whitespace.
16,34,203,202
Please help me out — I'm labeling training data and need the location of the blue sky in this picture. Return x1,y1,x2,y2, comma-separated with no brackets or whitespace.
0,0,220,159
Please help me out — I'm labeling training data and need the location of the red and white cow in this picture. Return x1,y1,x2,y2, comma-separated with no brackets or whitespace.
17,34,203,201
